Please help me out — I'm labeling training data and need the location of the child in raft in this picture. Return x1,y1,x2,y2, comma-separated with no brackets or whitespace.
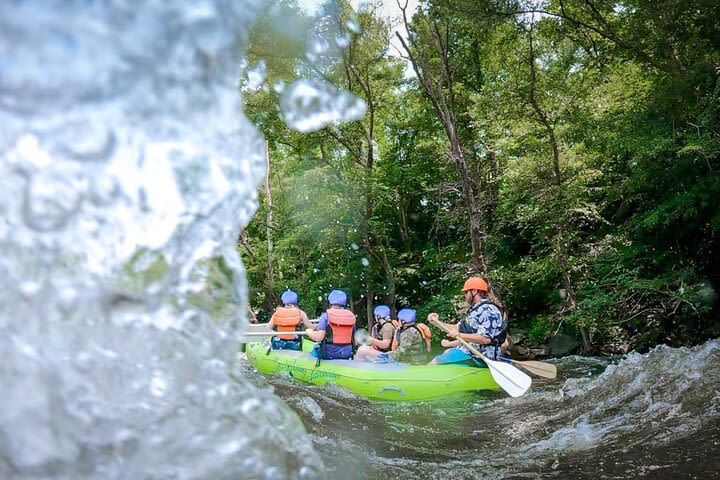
356,308,431,364
266,289,316,351
362,304,397,355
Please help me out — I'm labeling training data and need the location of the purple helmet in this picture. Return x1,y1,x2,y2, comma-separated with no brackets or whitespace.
374,305,391,318
280,289,298,305
327,289,347,306
397,308,416,323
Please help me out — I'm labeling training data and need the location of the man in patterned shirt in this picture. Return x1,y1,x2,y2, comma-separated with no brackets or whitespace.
428,277,507,365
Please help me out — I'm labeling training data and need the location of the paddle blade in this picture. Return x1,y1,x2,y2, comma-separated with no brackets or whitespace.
485,358,532,398
516,360,557,379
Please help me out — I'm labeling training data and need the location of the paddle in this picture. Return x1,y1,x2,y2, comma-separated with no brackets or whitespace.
429,318,531,398
248,318,320,328
241,330,308,337
498,356,557,379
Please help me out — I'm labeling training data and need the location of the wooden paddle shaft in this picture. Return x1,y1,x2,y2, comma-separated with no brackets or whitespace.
241,330,308,337
429,319,489,361
248,318,319,328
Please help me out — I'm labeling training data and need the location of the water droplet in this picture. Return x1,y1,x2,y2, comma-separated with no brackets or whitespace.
244,60,266,91
351,243,359,250
308,37,330,57
361,258,369,267
280,79,366,133
150,373,168,397
346,19,360,33
113,429,139,456
335,32,351,48
74,351,93,371
20,281,40,297
22,169,84,232
16,134,51,168
217,439,246,456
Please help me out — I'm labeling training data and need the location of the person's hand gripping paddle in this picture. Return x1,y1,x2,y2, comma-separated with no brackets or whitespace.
429,318,531,398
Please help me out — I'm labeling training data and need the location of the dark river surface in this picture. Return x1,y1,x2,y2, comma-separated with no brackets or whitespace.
240,340,720,479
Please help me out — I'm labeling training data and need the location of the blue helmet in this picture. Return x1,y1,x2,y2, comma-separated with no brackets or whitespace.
397,308,416,323
327,289,347,307
280,289,298,305
374,305,391,318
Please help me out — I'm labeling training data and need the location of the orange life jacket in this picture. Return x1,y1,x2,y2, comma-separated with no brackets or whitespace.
392,322,432,353
326,308,356,345
272,306,302,340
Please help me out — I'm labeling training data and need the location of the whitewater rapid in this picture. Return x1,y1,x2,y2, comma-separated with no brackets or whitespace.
242,340,720,479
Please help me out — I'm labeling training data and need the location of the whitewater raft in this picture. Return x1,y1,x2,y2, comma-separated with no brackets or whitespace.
245,341,501,401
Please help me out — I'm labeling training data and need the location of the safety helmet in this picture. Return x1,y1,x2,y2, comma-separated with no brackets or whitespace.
461,277,488,292
280,289,298,305
397,308,416,323
373,305,391,318
327,289,347,307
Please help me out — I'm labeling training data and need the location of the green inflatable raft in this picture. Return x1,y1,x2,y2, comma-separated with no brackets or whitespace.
245,341,501,401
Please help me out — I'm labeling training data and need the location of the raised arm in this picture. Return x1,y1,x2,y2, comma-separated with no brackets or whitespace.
427,312,459,334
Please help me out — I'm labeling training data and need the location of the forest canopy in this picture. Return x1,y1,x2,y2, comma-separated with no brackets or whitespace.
240,0,720,354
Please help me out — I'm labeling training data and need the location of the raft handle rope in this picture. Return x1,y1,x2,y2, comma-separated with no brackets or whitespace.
379,386,407,396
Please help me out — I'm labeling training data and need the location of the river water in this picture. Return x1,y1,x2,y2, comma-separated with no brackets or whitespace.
241,340,720,479
2,1,719,479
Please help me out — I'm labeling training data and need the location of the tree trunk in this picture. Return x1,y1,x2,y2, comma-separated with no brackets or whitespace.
450,140,487,273
379,246,396,314
395,8,488,273
237,227,256,265
365,276,373,332
246,304,258,324
263,140,277,310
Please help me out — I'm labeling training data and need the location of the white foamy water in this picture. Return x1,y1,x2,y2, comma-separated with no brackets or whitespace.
0,2,327,478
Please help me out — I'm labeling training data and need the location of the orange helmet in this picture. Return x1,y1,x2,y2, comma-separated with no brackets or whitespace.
462,277,488,292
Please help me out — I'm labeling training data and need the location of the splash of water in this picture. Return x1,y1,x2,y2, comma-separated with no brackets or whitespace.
0,2,326,478
280,79,366,133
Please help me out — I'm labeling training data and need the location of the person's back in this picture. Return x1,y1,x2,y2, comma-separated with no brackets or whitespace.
390,309,429,364
267,289,315,351
305,289,356,360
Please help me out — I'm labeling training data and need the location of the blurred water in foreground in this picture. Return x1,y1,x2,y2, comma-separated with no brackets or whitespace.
0,2,326,478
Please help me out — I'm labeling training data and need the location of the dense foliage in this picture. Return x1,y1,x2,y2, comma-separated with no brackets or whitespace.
240,0,719,354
